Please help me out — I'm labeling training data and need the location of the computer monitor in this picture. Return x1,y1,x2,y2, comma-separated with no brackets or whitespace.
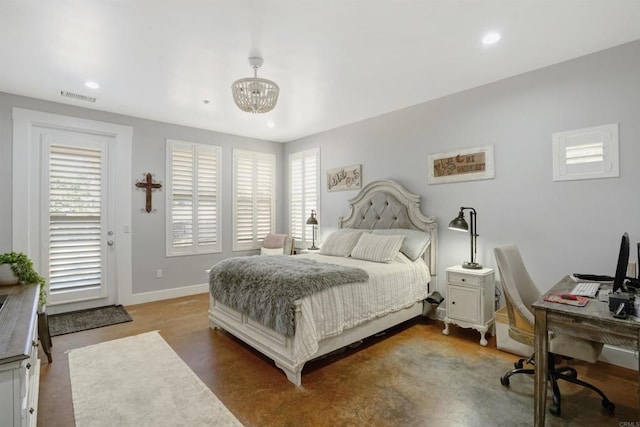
612,232,630,293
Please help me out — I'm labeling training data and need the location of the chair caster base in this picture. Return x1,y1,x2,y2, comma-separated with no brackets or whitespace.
602,399,615,413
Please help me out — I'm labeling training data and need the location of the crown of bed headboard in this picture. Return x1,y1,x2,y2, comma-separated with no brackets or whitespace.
338,179,438,279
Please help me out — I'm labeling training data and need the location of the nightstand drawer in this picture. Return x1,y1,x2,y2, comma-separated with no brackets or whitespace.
448,271,483,286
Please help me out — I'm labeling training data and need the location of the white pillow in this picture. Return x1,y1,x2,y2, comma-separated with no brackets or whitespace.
350,233,405,263
260,247,285,256
319,230,366,257
371,229,431,261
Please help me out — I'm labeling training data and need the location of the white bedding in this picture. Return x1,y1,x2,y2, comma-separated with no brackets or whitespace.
293,252,431,362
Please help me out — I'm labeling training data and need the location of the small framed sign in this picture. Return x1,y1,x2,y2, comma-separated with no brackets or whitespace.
327,164,362,192
428,145,494,184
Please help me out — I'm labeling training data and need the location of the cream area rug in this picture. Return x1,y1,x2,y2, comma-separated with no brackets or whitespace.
69,331,243,427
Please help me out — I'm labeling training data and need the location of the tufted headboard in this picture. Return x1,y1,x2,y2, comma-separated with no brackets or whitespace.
338,179,438,281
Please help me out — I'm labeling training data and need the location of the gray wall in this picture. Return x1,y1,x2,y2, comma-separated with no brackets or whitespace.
284,40,640,296
0,92,284,295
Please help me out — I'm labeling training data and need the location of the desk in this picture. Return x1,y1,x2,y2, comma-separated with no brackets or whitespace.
532,276,640,426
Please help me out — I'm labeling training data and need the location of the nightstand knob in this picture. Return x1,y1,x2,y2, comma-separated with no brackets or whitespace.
29,408,35,414
452,301,456,305
461,278,466,282
26,363,31,370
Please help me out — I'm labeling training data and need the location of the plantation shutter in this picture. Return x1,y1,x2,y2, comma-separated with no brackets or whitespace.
233,149,275,250
166,139,221,256
289,148,319,248
49,145,104,294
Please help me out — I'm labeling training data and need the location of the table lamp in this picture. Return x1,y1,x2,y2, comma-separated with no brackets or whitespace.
306,210,319,250
449,207,482,269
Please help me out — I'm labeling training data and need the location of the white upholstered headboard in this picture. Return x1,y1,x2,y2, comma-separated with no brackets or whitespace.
338,179,438,282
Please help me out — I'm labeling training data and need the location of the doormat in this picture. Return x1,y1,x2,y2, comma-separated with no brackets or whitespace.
48,305,132,336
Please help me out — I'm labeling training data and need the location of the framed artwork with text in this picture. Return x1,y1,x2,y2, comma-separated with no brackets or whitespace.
428,145,494,184
327,164,362,192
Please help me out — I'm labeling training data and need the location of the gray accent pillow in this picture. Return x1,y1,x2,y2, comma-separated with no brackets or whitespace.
371,229,431,261
319,229,368,257
351,233,405,263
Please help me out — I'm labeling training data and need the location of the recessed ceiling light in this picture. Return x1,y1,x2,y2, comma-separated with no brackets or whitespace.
203,99,210,105
482,32,501,45
84,81,100,89
267,121,275,128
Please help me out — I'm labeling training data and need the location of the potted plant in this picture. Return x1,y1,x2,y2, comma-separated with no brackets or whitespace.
0,252,47,305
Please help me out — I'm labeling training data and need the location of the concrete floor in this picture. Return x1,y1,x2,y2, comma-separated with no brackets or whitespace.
38,293,638,426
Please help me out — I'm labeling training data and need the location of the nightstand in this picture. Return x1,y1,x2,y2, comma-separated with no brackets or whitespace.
442,265,495,346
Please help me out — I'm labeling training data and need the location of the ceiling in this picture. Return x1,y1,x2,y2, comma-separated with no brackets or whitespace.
2,1,640,143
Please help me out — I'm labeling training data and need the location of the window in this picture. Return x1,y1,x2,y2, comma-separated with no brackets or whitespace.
166,139,221,256
289,148,319,248
233,149,276,251
552,123,619,182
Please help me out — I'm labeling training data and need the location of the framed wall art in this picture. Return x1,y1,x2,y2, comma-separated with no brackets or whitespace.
327,164,362,192
427,145,494,184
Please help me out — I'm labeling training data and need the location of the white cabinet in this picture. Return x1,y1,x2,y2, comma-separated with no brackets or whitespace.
442,265,495,346
0,284,41,427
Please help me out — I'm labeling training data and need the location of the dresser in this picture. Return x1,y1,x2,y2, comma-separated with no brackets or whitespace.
442,265,495,346
0,284,40,427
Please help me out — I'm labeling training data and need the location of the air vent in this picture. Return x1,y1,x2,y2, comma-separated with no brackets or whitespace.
60,91,96,103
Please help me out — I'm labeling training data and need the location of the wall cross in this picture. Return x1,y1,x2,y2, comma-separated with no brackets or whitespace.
135,173,162,213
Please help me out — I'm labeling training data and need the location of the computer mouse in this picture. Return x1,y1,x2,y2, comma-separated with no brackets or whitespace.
561,293,578,300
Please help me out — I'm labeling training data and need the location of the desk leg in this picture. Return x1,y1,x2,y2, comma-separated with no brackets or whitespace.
534,308,548,427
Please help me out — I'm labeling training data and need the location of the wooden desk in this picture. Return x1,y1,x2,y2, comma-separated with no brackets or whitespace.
532,276,640,426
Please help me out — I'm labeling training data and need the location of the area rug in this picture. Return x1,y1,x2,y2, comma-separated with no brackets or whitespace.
69,331,243,427
49,305,132,336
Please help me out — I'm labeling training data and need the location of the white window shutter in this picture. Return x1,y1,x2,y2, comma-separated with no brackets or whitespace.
233,149,276,251
552,123,619,182
166,139,221,256
289,148,319,248
49,145,104,294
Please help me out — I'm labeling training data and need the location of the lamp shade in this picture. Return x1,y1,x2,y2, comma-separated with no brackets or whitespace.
448,211,468,231
306,210,318,225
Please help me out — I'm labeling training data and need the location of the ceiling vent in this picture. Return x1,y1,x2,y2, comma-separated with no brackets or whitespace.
60,91,96,103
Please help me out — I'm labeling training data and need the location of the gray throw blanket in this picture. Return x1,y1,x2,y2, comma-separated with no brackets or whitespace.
209,256,369,337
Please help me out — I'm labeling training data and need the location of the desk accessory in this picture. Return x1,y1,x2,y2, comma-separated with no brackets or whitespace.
609,292,632,318
543,292,588,307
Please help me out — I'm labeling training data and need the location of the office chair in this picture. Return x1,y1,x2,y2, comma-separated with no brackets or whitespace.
494,245,615,416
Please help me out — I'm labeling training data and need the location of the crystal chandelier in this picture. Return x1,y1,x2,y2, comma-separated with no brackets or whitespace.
231,57,279,114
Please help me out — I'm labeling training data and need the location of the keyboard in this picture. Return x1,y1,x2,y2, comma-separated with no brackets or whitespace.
570,282,600,298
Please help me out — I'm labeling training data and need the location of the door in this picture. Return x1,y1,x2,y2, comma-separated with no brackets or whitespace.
12,108,132,313
448,285,481,324
42,133,114,306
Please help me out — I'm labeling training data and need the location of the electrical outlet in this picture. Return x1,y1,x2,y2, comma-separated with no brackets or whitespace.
156,269,163,279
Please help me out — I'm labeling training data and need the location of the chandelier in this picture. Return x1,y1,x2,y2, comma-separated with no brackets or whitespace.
231,57,279,114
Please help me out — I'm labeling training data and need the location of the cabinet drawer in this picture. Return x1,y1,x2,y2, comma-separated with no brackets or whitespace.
448,271,483,286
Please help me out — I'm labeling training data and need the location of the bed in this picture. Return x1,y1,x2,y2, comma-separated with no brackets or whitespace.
208,179,438,386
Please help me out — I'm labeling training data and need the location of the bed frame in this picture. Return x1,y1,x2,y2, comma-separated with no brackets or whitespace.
208,179,438,386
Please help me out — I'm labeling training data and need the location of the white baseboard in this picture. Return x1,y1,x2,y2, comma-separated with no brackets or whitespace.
122,283,209,306
600,345,638,370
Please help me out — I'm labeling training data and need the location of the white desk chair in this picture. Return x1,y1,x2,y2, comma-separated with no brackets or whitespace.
494,245,614,416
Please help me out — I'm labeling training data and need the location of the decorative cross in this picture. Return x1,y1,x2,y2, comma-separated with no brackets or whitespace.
135,173,162,213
